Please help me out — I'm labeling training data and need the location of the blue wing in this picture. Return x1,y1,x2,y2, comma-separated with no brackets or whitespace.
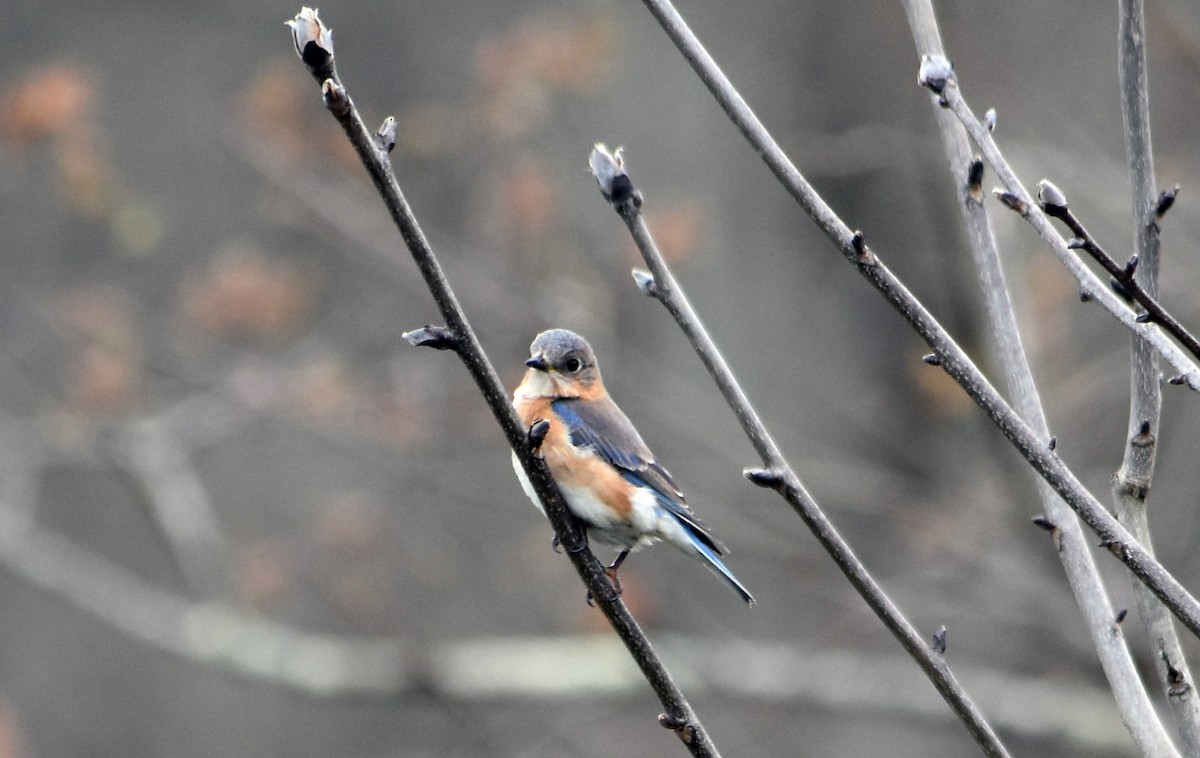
550,397,727,554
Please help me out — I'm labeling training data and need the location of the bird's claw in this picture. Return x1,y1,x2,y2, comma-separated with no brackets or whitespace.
585,566,623,607
527,418,550,453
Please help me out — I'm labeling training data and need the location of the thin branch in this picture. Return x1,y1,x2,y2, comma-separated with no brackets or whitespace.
1036,183,1200,364
286,9,720,755
903,2,1179,754
1115,0,1200,749
590,145,1011,757
934,79,1200,391
635,0,1200,638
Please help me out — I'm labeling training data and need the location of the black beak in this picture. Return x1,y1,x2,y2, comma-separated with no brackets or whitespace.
525,354,549,370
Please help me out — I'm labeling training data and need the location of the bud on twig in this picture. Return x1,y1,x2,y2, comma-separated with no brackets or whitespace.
931,626,947,655
983,108,997,133
967,158,984,203
589,143,641,208
402,324,460,351
1154,185,1179,219
287,7,334,74
375,116,397,153
631,269,658,298
993,189,1028,215
1036,180,1068,217
917,54,954,95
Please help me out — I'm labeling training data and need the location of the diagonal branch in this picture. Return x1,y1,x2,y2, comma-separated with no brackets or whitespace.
286,9,721,756
590,145,1011,757
1114,0,1200,749
634,0,1200,639
903,2,1179,754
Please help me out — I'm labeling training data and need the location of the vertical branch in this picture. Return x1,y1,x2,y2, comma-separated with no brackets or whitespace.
286,10,721,756
902,3,1179,755
590,146,1012,757
1115,0,1200,747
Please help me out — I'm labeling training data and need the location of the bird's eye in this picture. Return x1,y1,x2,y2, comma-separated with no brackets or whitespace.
563,358,582,373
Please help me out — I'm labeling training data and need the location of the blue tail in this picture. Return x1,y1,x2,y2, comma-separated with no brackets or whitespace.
688,531,755,607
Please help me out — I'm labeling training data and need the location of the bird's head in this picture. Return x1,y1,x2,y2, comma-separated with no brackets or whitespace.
519,329,603,399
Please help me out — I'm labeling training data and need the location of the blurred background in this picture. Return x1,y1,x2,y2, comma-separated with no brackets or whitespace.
3,0,1200,755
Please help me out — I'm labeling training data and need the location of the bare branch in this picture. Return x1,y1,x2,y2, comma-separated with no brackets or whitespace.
935,81,1200,391
287,9,721,755
1034,182,1200,363
634,0,1200,639
1115,0,1200,749
903,2,1179,753
590,144,1011,758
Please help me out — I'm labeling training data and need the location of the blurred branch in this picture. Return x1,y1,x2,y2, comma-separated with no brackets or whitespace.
934,78,1200,390
1115,0,1200,748
902,2,1178,755
589,145,1010,757
636,0,1200,641
116,417,234,597
286,9,721,755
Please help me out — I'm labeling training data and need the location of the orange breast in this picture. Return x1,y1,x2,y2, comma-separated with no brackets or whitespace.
513,395,634,521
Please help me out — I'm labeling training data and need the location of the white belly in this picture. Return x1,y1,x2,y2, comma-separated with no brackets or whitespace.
511,452,663,551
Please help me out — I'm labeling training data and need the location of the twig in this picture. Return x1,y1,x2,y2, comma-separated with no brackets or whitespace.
902,3,1180,755
933,78,1200,391
590,145,1011,757
1036,181,1200,363
286,10,720,756
634,0,1200,638
1115,0,1200,749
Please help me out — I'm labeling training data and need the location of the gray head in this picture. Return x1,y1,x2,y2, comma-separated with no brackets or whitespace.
523,329,602,395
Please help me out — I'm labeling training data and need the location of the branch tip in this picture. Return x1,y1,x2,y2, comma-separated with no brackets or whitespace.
375,116,397,153
589,143,641,209
931,625,947,655
631,269,658,297
401,325,460,351
287,7,334,73
1036,179,1068,217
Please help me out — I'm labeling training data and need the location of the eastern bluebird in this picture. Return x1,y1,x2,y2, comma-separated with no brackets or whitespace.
512,328,755,606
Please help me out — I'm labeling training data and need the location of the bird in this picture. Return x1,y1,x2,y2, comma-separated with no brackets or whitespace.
511,328,755,606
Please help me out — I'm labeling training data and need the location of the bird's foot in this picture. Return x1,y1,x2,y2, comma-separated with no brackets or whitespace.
526,418,550,454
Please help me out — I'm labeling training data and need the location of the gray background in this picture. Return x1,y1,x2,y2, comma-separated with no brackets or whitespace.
2,1,1200,755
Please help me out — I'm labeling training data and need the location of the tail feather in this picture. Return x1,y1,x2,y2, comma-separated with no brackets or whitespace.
688,532,755,607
